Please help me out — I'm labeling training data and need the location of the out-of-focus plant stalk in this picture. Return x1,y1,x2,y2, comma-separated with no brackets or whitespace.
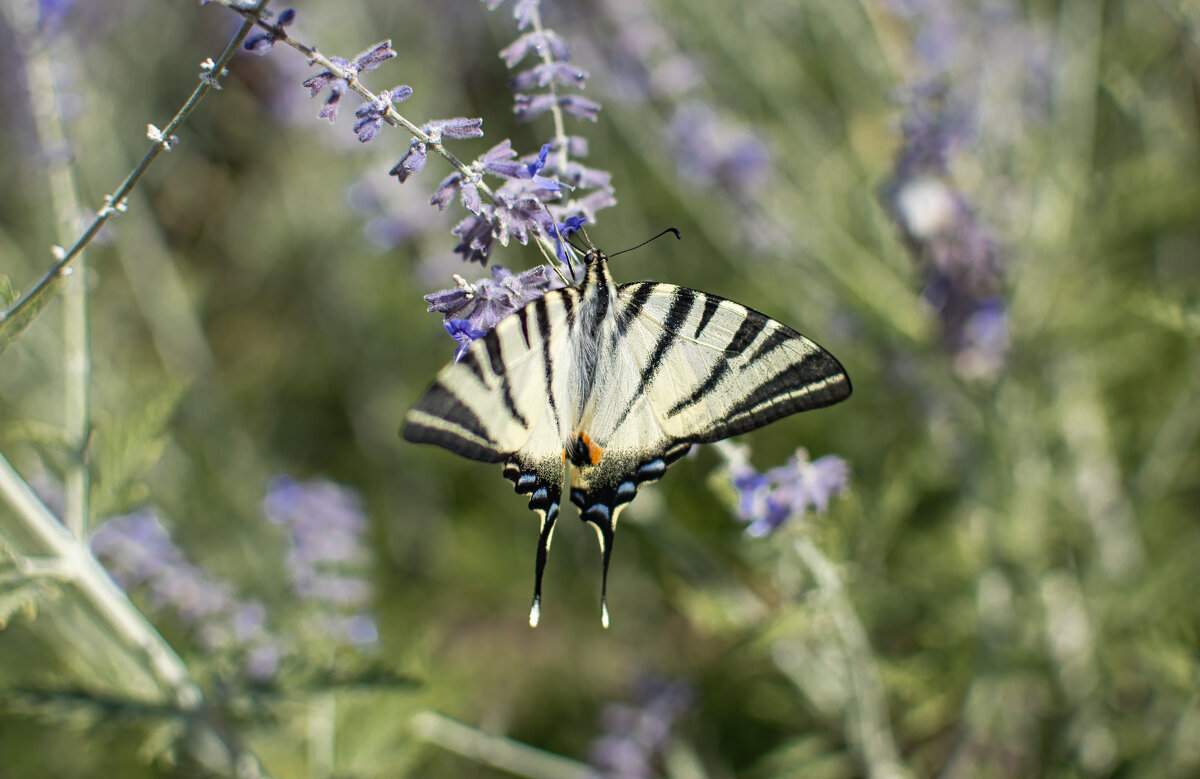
0,450,199,707
412,710,594,779
9,0,91,536
794,537,915,779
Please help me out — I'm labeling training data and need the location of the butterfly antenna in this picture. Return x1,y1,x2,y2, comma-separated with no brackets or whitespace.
610,227,682,259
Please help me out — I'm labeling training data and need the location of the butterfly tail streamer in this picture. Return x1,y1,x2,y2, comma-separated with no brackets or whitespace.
528,500,560,628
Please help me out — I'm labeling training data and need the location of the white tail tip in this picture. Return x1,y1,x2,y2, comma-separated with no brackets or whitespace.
601,602,610,629
529,600,541,628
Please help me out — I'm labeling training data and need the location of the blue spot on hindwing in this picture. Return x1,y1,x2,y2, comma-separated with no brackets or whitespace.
636,459,665,483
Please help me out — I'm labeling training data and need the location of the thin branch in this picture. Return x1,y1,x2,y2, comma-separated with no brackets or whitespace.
0,0,272,353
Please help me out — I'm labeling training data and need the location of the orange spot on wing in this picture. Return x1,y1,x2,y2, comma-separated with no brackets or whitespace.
579,431,605,465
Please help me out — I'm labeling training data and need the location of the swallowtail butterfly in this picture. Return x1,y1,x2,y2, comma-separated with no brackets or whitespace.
404,245,851,627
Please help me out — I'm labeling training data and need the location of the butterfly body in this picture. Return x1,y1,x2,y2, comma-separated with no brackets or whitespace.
404,249,851,627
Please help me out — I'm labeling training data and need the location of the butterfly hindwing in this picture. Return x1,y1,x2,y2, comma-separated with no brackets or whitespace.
404,289,582,625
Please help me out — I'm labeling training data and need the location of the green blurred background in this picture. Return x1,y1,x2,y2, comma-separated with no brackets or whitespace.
1,0,1198,776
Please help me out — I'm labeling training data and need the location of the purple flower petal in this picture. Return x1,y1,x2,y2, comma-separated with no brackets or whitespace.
445,318,487,361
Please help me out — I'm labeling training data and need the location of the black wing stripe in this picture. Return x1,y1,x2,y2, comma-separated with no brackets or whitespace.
694,293,721,339
483,331,530,428
609,288,696,433
516,306,532,350
742,324,792,366
614,282,655,340
698,353,851,441
534,297,560,429
458,351,487,385
667,358,731,418
402,420,503,463
725,308,768,353
411,381,496,446
636,288,695,390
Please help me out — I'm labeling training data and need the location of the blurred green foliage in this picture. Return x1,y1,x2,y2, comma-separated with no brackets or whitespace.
1,0,1199,776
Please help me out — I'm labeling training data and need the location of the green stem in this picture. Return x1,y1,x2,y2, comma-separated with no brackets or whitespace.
412,710,594,779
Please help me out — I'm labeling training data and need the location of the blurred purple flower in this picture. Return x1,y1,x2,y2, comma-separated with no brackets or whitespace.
558,94,601,122
668,102,769,199
92,510,285,678
92,510,234,623
589,675,693,779
499,30,569,68
513,93,557,122
720,444,850,536
882,94,1007,378
263,475,379,646
509,62,587,92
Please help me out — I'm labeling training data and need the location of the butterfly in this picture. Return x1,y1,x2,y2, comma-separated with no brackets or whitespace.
404,243,851,627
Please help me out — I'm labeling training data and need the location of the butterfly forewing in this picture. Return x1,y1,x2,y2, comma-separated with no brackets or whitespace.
624,283,852,443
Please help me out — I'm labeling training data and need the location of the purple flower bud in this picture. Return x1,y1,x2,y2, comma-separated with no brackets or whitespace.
575,187,618,221
565,135,589,157
243,8,296,54
513,93,557,122
508,62,588,92
499,30,569,68
425,116,483,140
558,94,601,122
353,40,396,73
303,59,351,122
475,139,525,179
452,212,497,265
430,173,463,210
460,180,483,214
512,0,539,30
390,140,427,183
561,162,612,190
